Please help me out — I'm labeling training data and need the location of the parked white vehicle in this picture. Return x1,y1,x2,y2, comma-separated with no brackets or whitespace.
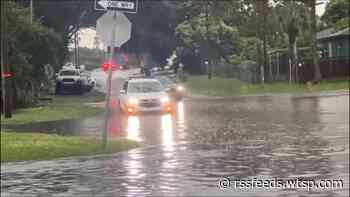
118,78,172,115
55,68,85,94
81,72,96,91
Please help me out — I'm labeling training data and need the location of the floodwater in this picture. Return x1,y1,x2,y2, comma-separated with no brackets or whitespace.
2,90,348,196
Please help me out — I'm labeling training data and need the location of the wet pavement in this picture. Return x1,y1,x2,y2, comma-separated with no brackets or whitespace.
1,69,349,196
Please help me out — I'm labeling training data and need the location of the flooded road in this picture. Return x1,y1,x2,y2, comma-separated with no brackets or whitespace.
2,93,348,196
1,69,348,196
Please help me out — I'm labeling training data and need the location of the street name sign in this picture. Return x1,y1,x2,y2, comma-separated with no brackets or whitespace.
95,0,138,13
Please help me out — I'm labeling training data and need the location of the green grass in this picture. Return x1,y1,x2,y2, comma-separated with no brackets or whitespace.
1,91,105,125
1,132,138,162
186,75,349,97
52,90,105,104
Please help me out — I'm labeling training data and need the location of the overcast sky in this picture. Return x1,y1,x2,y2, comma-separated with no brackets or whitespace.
78,1,328,49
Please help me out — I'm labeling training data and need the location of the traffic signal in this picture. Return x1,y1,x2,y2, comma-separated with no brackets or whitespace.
101,60,117,72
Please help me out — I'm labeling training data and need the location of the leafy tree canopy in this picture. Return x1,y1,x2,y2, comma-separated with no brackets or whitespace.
321,0,349,28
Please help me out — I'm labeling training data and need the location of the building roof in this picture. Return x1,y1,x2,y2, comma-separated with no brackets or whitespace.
317,27,349,40
268,47,310,55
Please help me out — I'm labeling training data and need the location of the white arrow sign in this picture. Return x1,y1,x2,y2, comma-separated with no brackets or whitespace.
96,0,138,13
97,0,109,9
109,1,135,9
96,11,132,47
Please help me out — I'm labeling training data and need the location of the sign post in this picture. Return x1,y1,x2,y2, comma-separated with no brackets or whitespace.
95,0,137,148
102,11,116,148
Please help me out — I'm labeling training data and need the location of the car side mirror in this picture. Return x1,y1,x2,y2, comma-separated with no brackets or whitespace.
120,89,126,94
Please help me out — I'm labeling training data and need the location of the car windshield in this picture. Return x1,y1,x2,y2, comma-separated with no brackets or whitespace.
127,81,164,93
156,76,174,86
60,70,78,76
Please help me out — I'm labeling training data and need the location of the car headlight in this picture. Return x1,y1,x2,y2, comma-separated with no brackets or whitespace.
128,98,138,105
161,97,169,103
177,86,184,91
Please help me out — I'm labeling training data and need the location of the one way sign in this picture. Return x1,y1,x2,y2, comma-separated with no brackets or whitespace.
95,0,138,13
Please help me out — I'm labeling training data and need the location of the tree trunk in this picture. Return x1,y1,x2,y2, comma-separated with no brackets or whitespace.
293,40,299,83
262,0,268,84
288,39,294,84
311,0,322,82
268,53,273,82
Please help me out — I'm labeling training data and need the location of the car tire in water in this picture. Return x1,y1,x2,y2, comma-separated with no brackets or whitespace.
76,82,84,95
55,82,62,95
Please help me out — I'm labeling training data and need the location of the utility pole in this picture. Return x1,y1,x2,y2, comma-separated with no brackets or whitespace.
30,0,33,24
205,0,211,80
1,0,6,115
76,30,80,67
1,0,12,118
74,31,78,68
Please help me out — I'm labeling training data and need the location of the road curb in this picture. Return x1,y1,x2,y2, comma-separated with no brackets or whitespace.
186,90,349,101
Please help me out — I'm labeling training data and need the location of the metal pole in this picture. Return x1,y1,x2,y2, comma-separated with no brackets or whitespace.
74,31,78,67
30,0,33,24
2,0,12,118
205,0,211,80
1,0,6,115
77,30,80,67
103,11,117,148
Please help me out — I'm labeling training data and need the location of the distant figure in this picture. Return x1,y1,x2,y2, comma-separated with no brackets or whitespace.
177,63,184,82
140,58,145,74
144,67,151,77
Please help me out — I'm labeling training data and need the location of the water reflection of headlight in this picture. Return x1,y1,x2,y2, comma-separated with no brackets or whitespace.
161,114,173,149
177,86,183,91
161,96,169,103
128,98,138,105
178,101,185,124
127,116,140,141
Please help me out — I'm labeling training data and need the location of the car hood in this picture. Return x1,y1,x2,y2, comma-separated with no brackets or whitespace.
126,92,168,100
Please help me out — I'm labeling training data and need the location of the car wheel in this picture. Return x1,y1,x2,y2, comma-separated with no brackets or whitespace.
176,95,183,101
55,82,62,95
77,82,84,95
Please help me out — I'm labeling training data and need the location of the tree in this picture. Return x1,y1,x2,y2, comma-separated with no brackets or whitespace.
321,0,349,28
1,2,64,108
303,0,322,82
33,0,98,67
273,0,309,83
175,13,241,74
251,0,269,83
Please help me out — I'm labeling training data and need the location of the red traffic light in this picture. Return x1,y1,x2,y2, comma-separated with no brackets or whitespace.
1,72,13,78
101,60,118,72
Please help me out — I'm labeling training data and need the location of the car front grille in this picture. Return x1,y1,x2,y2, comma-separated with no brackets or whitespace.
139,99,161,108
62,79,75,82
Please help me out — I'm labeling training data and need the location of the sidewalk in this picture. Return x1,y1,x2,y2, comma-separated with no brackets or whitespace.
186,89,349,100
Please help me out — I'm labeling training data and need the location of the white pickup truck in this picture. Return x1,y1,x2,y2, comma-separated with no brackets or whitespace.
55,68,85,94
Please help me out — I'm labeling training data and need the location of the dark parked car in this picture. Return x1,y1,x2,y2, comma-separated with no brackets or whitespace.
155,75,185,100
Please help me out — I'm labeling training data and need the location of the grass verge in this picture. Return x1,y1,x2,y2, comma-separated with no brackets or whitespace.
186,75,349,97
1,91,105,125
1,132,138,162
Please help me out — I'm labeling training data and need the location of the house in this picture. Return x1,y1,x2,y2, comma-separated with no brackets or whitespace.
317,27,349,58
267,27,349,82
